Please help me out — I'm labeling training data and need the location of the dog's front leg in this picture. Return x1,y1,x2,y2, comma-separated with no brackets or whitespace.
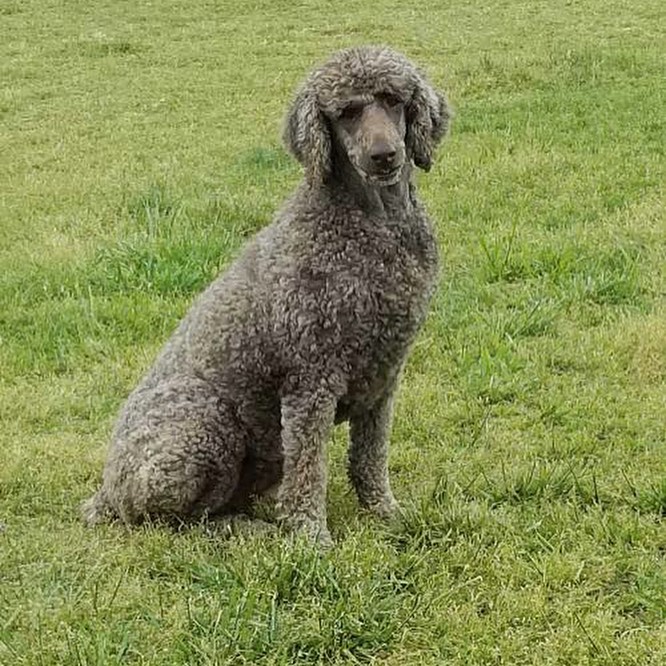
348,389,400,520
277,388,336,547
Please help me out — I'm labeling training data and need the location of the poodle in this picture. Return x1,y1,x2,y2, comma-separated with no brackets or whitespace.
82,45,450,546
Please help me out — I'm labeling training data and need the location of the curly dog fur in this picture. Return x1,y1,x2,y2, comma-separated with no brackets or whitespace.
82,46,450,545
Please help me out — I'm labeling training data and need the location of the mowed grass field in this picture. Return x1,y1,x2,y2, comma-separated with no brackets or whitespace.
1,0,665,663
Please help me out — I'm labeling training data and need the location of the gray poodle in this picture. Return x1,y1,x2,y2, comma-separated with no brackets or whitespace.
82,46,450,546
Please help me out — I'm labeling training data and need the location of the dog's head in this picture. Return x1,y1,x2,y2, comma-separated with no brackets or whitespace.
284,46,451,186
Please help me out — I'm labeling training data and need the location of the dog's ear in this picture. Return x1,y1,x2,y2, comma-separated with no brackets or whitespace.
406,72,451,172
283,82,331,184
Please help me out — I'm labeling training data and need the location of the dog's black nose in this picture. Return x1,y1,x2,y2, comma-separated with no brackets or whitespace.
370,143,397,168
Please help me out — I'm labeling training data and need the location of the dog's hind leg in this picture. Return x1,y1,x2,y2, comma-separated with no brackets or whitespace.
83,377,247,525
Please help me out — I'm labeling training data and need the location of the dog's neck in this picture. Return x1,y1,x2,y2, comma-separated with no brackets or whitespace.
326,147,415,218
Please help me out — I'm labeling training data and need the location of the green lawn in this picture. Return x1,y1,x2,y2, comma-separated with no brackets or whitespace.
1,1,665,664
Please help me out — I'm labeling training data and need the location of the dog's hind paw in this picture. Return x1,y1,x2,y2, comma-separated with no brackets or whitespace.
80,492,112,526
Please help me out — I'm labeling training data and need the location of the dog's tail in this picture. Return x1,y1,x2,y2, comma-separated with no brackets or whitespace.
80,489,115,526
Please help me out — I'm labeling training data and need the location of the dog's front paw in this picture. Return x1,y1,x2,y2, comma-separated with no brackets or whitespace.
365,495,402,522
282,515,334,549
298,521,334,549
312,526,334,549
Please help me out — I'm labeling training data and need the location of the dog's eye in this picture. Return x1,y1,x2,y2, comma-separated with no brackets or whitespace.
340,103,364,120
380,93,402,108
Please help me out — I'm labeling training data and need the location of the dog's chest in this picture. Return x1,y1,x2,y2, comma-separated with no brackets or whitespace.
326,214,438,372
364,224,435,323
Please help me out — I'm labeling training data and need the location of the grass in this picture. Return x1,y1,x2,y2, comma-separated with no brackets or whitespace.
1,0,665,663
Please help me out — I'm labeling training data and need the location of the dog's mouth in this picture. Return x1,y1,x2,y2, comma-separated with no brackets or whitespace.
365,165,403,186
